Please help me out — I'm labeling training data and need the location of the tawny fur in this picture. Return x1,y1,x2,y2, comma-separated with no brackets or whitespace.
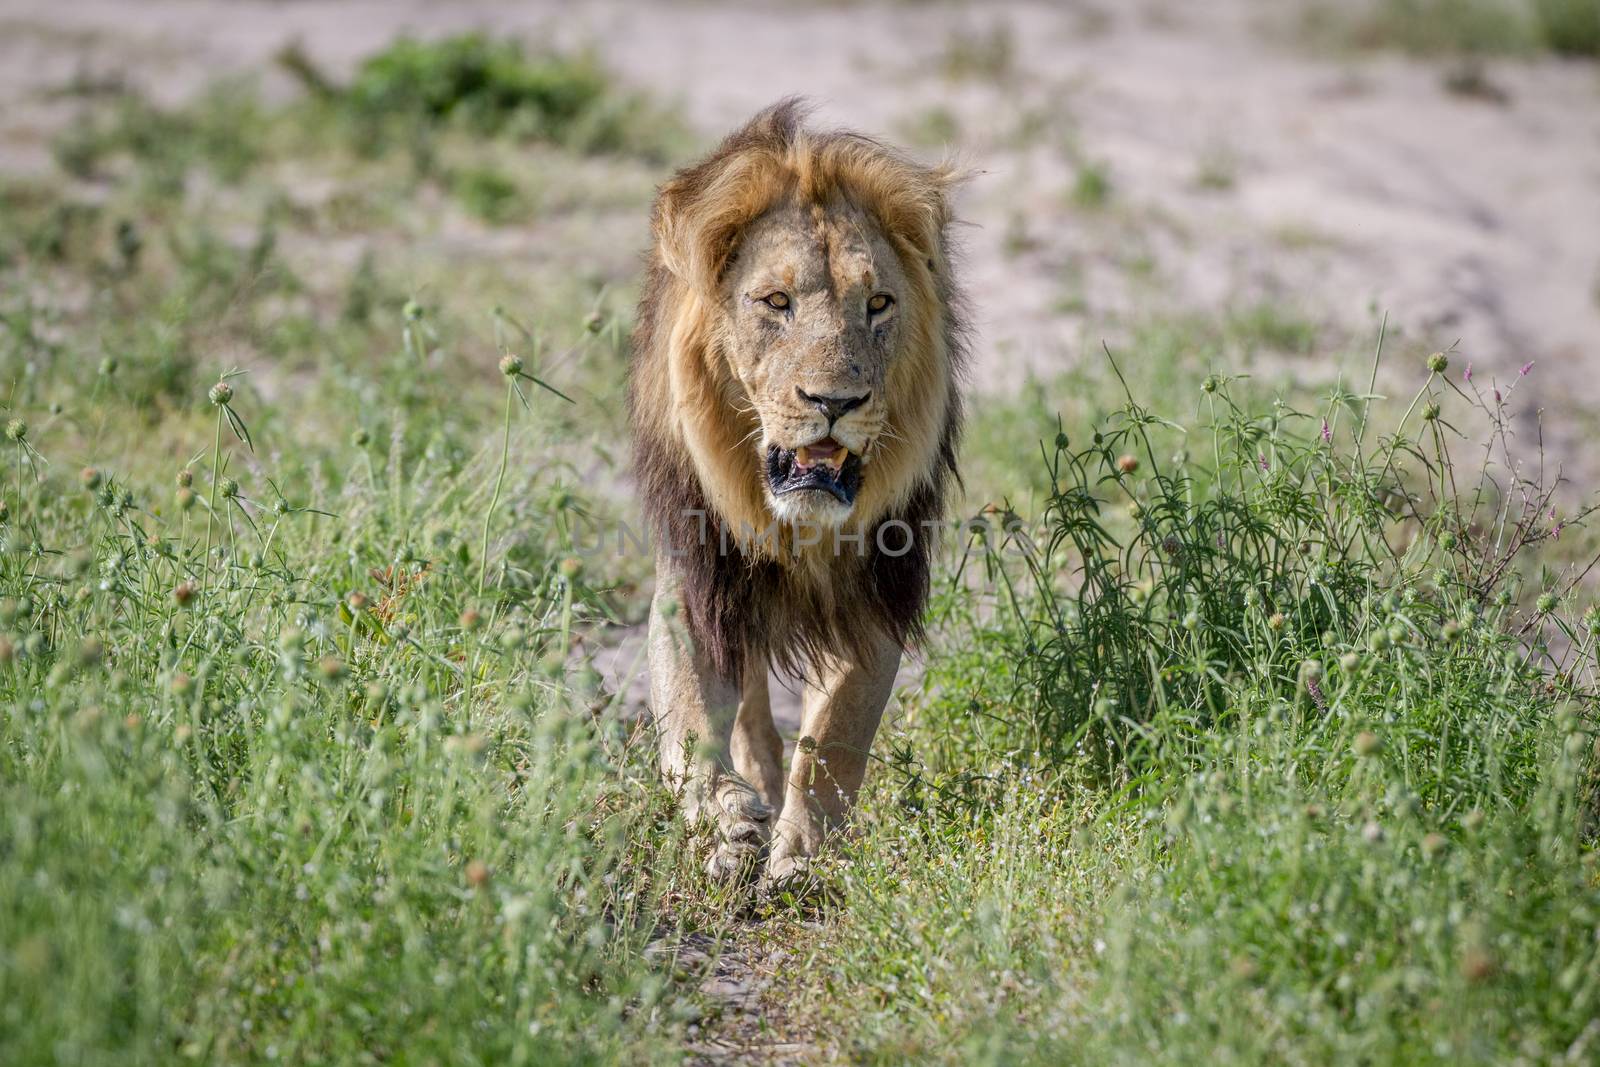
627,99,968,681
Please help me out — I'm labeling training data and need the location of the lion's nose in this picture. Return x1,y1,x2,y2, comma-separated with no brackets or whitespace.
796,387,870,426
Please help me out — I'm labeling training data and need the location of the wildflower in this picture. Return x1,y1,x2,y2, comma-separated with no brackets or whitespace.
317,656,346,681
347,592,370,612
584,310,604,334
173,581,196,606
351,427,371,448
1258,454,1269,471
1321,418,1331,443
1115,454,1138,474
175,488,196,511
1267,612,1286,631
81,467,102,489
465,859,491,888
1354,731,1382,757
1582,605,1600,632
176,468,193,488
1463,363,1472,382
1438,530,1456,551
1201,375,1219,394
219,478,239,500
499,354,523,377
4,419,25,442
1422,402,1440,421
1421,832,1448,859
99,357,118,376
1520,360,1534,377
1361,820,1384,843
1054,432,1070,450
558,556,583,580
1441,619,1462,642
1339,651,1362,673
1427,352,1448,374
459,609,483,632
1536,592,1558,614
208,381,233,406
403,299,424,322
170,672,193,696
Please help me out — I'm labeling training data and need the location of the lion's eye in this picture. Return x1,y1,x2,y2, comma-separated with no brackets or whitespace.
759,292,790,310
868,293,894,315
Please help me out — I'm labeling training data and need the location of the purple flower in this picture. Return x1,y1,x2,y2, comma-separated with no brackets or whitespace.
1258,453,1270,471
1321,418,1332,443
1464,363,1472,382
1520,361,1535,377
1494,388,1502,404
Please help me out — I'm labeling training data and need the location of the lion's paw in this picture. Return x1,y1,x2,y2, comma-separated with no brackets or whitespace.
703,777,773,882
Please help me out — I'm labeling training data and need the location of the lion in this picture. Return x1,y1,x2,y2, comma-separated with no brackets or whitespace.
627,99,966,885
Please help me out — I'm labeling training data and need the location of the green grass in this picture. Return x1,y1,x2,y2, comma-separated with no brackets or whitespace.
1300,0,1600,58
781,346,1600,1064
3,32,1598,1067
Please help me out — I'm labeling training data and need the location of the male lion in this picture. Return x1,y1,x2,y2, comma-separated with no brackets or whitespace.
628,100,966,884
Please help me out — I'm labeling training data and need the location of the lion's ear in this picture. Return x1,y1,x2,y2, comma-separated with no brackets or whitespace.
926,160,975,230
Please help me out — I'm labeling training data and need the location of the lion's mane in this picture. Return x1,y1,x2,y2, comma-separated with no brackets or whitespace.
627,99,968,680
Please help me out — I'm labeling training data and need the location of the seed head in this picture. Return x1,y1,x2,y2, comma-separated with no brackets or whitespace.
208,381,233,406
1054,431,1070,450
1536,592,1558,614
351,427,371,448
558,556,583,580
1115,454,1139,474
1201,375,1220,394
1339,651,1362,673
170,673,193,697
403,299,424,322
465,859,491,888
1422,401,1440,422
175,487,196,511
1438,530,1456,551
459,609,483,632
176,468,193,488
1426,351,1449,374
1582,605,1600,632
173,581,196,606
347,591,370,612
1353,730,1382,757
318,655,346,681
99,356,119,376
1268,612,1286,632
219,478,239,500
1421,832,1448,859
5,419,26,442
81,467,102,490
583,310,604,334
1361,820,1384,843
1441,619,1462,642
499,354,523,377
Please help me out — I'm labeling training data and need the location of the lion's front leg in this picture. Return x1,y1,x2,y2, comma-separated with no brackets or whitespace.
648,566,774,880
767,630,900,885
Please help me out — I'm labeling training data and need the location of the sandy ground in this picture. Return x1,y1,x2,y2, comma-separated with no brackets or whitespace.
3,0,1598,732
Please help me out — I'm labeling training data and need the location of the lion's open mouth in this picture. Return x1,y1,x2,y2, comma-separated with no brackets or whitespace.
765,437,863,505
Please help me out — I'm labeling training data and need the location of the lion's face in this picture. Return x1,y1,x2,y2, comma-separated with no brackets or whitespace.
724,201,908,526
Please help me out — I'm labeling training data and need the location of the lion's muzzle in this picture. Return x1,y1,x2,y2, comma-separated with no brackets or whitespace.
765,437,864,505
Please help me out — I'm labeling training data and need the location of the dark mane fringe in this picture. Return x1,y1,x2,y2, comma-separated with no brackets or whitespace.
628,99,968,681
